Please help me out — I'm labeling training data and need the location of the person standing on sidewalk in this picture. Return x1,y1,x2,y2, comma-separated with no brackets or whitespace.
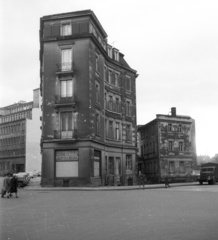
9,174,19,198
1,173,11,198
165,174,170,188
138,171,146,189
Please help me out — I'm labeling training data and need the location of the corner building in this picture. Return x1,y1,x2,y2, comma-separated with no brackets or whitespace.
138,108,197,183
40,10,138,187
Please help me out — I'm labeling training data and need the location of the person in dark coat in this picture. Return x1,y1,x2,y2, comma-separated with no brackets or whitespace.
165,175,170,188
1,173,11,198
9,174,19,198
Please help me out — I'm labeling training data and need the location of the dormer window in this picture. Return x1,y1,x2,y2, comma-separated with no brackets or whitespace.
61,22,71,36
113,49,119,62
107,45,113,58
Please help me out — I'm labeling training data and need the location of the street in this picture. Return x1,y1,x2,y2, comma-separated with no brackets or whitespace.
1,180,218,240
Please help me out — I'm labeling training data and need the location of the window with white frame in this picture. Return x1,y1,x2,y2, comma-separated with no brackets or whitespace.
61,48,72,71
61,22,72,36
61,79,73,97
168,124,172,132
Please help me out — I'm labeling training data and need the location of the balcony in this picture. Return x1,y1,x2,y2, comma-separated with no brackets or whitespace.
54,130,77,140
56,62,75,76
54,95,77,108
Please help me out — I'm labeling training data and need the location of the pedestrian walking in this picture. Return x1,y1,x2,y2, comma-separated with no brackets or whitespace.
165,175,170,188
1,173,11,198
138,171,146,189
9,174,19,198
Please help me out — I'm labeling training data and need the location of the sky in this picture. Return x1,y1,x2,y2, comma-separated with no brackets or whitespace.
0,0,218,157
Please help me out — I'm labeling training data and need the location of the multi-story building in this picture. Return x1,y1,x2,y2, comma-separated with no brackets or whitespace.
39,10,138,187
0,89,41,176
138,107,197,183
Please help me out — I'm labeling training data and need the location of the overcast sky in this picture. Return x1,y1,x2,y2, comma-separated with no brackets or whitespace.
0,0,218,157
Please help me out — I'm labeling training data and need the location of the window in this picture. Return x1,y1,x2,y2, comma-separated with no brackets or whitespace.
56,150,78,177
115,73,120,87
126,76,131,91
179,124,182,133
168,124,172,132
108,120,113,139
108,70,112,84
115,122,120,140
108,95,113,111
126,155,132,170
126,100,131,116
179,141,184,151
61,48,72,71
169,161,175,173
96,55,99,72
61,22,72,36
168,140,173,151
114,49,119,61
60,112,73,139
104,66,107,82
61,80,73,97
96,83,100,103
107,45,113,58
94,150,101,177
179,161,185,173
126,124,131,141
108,157,114,174
115,97,120,113
96,113,100,135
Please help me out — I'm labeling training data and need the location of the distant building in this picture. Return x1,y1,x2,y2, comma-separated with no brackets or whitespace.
40,10,138,187
138,107,197,183
0,89,42,176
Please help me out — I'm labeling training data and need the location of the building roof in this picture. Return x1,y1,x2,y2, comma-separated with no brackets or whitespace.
40,9,108,39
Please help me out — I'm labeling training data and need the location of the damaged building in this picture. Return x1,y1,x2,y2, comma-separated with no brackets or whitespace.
138,107,197,183
39,10,138,187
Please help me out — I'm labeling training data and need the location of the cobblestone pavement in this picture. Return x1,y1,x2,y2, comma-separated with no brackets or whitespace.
1,178,218,240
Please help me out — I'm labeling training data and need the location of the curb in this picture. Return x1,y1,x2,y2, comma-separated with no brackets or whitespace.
24,182,198,192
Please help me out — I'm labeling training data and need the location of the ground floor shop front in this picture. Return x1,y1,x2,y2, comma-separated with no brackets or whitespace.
41,141,137,187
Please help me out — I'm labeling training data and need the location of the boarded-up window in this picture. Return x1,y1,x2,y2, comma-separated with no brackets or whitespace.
56,150,78,177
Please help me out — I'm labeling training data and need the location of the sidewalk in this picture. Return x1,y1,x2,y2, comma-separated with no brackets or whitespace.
24,177,198,191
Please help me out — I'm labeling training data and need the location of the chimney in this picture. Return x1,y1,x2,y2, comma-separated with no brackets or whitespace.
171,107,176,117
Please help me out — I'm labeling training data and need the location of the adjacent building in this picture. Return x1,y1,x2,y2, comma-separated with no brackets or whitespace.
40,10,138,187
0,89,42,176
138,107,197,183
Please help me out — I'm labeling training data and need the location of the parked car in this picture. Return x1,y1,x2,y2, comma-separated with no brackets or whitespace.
15,172,30,187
